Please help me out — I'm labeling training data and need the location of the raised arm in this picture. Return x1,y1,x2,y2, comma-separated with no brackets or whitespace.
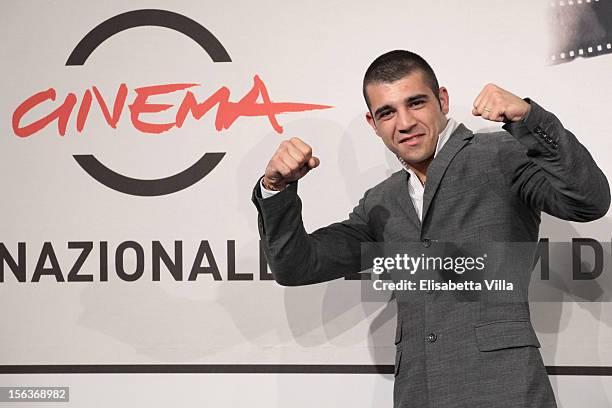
252,138,375,286
473,83,610,221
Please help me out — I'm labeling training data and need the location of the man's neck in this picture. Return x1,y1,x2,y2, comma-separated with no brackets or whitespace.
406,157,432,186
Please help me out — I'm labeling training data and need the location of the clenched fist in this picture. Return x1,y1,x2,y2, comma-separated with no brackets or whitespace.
263,137,320,191
472,83,531,123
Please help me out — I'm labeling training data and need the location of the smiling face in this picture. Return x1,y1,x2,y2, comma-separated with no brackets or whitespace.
365,71,449,171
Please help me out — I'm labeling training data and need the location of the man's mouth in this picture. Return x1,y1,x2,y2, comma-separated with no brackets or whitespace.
398,133,425,146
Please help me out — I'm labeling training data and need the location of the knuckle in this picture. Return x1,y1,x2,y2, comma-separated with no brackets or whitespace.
285,157,298,170
277,145,289,157
269,158,282,172
279,167,290,178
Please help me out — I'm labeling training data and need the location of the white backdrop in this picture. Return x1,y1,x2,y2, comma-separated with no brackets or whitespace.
1,0,611,406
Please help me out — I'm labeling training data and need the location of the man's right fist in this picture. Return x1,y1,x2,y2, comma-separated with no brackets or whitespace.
263,137,320,191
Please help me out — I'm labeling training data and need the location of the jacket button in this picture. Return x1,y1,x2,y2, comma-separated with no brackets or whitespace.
426,333,437,343
422,239,431,248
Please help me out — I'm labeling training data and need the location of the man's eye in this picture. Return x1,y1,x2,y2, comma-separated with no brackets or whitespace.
379,111,392,119
410,100,424,107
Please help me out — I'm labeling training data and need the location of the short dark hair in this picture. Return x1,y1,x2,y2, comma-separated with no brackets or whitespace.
363,50,440,112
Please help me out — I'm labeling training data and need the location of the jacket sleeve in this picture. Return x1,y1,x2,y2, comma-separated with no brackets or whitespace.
499,99,610,222
251,180,375,286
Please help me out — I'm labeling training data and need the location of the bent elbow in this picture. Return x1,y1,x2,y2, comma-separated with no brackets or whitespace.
562,179,611,222
272,273,303,287
587,182,611,221
589,198,610,221
572,196,610,222
270,267,310,286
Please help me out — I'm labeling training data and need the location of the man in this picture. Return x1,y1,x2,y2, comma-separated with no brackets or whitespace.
251,50,610,407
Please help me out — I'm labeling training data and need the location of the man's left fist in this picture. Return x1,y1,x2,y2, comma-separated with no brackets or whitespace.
472,83,531,123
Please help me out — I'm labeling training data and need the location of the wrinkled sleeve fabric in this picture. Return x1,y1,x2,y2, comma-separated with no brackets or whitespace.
251,180,375,286
500,99,610,222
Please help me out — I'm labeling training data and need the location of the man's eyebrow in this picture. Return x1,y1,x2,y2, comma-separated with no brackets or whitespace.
405,94,428,104
373,94,429,118
374,104,393,118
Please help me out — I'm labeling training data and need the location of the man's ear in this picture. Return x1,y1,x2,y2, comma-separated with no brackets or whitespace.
365,111,378,134
438,86,450,115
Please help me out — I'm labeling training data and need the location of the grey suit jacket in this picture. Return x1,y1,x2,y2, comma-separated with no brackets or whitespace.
251,100,610,407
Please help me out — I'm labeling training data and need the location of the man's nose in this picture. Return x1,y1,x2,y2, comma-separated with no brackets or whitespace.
396,108,417,133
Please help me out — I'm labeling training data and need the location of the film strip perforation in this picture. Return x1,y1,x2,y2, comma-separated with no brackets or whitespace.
551,0,601,7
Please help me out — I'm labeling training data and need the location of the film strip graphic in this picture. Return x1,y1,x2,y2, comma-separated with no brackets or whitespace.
549,0,612,63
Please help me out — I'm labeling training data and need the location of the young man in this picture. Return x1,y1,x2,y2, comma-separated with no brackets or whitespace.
251,50,610,407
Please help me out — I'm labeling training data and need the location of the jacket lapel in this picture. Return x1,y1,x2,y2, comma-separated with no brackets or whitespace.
421,124,474,226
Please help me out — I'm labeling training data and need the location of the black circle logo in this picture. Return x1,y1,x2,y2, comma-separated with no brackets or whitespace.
67,9,229,196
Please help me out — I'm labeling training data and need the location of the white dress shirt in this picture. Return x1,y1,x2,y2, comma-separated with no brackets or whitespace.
260,117,459,222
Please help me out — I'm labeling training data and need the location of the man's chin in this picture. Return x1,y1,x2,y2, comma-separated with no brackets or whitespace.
399,153,434,167
400,155,428,165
